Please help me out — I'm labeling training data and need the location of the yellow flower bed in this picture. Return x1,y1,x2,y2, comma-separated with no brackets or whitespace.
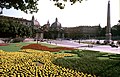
0,49,96,77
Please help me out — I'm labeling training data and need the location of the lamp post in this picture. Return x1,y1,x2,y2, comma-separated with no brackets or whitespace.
36,28,41,44
0,8,3,14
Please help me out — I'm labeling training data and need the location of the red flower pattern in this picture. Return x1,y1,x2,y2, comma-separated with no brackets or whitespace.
0,43,9,46
21,44,76,52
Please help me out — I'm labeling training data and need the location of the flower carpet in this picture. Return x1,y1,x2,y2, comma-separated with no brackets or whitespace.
21,44,76,52
0,43,9,46
0,49,96,77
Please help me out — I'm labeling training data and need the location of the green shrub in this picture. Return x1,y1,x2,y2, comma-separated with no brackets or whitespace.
52,50,120,77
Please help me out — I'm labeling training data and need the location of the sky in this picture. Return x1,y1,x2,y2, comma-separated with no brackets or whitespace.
1,0,120,27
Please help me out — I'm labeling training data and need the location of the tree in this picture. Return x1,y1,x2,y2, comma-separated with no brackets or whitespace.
0,0,86,14
0,19,36,38
52,0,86,9
0,0,39,14
99,26,106,37
112,25,120,36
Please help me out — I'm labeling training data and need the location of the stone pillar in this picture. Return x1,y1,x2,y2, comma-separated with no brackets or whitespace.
36,33,40,43
62,33,64,39
36,33,39,40
40,33,44,39
106,0,112,41
57,32,60,38
118,0,120,23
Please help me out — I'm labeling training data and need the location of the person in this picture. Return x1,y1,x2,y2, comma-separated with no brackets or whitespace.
110,41,118,48
78,40,80,44
117,41,120,46
111,41,114,45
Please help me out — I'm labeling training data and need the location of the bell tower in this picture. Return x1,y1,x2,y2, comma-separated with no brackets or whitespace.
31,15,35,26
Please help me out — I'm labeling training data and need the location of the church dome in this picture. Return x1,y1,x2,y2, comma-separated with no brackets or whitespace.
34,20,40,28
51,18,61,29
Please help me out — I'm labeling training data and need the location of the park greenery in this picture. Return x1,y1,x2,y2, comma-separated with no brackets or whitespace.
99,23,120,38
0,0,39,14
0,42,120,76
0,49,96,77
112,24,120,37
53,50,120,77
0,19,36,38
99,24,120,40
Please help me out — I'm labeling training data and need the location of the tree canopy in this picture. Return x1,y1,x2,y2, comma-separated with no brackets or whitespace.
52,0,85,9
0,19,36,38
0,0,39,14
0,0,85,14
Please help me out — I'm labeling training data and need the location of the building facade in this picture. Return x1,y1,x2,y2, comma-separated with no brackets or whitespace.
0,15,32,26
63,25,100,39
43,18,64,39
0,15,40,27
0,15,41,38
0,15,101,39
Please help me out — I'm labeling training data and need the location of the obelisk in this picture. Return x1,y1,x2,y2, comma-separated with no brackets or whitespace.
119,0,120,19
106,0,112,42
118,0,120,23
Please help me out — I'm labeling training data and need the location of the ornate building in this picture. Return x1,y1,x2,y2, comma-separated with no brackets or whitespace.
50,18,64,39
41,18,101,39
42,20,50,32
0,15,32,26
0,15,41,38
0,15,40,27
42,18,64,39
0,15,101,40
31,16,40,28
42,21,50,39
